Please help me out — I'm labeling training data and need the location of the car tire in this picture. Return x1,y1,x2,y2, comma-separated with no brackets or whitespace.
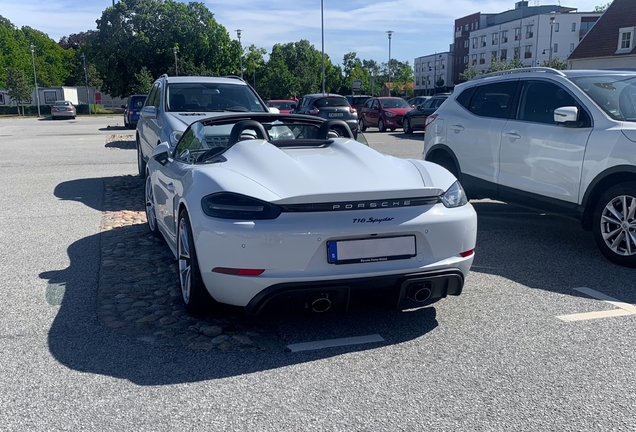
403,118,413,134
592,182,636,267
144,172,162,239
137,139,146,178
359,119,366,132
177,210,215,315
378,118,386,132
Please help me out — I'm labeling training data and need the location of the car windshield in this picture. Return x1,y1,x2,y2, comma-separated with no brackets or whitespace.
314,97,349,108
380,99,410,109
132,97,146,108
570,74,636,122
352,97,370,106
54,101,70,106
166,82,267,113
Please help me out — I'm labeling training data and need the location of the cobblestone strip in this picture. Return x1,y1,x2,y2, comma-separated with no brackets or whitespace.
97,173,273,351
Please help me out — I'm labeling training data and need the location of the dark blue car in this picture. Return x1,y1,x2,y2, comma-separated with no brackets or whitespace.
122,94,147,129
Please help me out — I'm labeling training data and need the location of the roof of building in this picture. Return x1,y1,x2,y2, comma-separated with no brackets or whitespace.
568,0,636,60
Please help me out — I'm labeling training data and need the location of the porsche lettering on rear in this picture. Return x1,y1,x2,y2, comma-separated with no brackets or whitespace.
352,217,394,224
333,200,411,210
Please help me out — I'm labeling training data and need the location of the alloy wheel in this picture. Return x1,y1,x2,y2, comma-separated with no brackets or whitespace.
144,175,157,232
600,194,636,256
178,218,192,304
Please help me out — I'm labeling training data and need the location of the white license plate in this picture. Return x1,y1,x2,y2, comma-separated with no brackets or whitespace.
327,236,416,264
329,112,344,117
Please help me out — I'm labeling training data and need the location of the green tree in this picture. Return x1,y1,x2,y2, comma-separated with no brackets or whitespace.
85,0,236,98
5,67,32,115
0,15,30,88
459,64,481,81
540,57,568,70
594,1,612,12
22,26,72,87
244,44,267,91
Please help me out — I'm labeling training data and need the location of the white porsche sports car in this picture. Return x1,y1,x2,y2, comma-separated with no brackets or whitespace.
145,113,477,315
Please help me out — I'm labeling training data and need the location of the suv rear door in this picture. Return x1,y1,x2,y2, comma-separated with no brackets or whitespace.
498,79,593,204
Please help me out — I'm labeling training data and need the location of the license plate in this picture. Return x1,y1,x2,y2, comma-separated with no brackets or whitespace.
327,236,416,264
329,112,344,117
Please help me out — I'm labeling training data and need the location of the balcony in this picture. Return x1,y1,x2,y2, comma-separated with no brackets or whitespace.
481,41,487,47
524,52,532,58
526,32,533,38
502,37,508,43
492,39,498,45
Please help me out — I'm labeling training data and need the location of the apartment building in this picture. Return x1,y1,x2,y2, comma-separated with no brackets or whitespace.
414,51,453,96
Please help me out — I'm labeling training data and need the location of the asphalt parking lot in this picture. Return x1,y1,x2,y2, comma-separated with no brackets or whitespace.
1,116,635,430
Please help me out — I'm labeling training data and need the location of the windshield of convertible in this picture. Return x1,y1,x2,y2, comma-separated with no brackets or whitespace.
166,82,268,113
570,74,636,122
174,118,351,164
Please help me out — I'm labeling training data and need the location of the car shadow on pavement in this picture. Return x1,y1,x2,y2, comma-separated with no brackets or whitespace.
105,139,136,150
469,200,636,303
40,175,439,385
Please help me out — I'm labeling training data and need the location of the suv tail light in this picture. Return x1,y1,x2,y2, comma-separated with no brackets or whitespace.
349,107,356,114
425,114,438,130
309,107,320,115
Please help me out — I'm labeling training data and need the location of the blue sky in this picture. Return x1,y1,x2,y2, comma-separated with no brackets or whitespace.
1,0,603,66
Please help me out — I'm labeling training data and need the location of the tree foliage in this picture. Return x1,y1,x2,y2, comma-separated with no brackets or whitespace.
540,57,568,70
85,0,237,98
594,1,612,12
5,67,32,115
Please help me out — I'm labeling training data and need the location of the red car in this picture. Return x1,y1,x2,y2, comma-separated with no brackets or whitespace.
266,99,297,114
358,97,412,132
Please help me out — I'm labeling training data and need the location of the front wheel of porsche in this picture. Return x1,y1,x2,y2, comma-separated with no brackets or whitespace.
592,182,636,267
178,210,214,314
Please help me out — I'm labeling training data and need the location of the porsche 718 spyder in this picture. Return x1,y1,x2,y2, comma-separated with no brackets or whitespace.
145,113,477,315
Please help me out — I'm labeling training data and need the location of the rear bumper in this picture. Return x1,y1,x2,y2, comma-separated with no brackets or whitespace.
245,269,464,315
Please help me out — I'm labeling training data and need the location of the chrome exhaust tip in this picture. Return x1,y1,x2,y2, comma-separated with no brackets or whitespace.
407,284,432,302
310,296,332,313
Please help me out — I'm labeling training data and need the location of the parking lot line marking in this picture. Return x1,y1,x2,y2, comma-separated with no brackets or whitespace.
285,334,384,352
556,287,636,322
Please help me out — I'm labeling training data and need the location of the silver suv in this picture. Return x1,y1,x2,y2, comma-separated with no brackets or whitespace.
136,75,269,177
424,67,636,267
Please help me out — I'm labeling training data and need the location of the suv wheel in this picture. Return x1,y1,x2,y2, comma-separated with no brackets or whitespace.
593,182,636,267
378,118,386,132
137,138,146,178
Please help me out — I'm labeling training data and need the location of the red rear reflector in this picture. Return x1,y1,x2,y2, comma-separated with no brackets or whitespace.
212,267,264,276
460,250,474,257
424,113,438,130
309,107,319,115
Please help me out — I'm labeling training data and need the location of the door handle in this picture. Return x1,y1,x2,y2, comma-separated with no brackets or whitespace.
450,124,464,132
166,183,175,192
503,131,521,140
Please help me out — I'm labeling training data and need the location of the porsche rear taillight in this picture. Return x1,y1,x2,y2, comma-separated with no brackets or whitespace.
424,114,437,130
201,192,281,220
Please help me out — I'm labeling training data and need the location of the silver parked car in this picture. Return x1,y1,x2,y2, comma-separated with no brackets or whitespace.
50,100,76,120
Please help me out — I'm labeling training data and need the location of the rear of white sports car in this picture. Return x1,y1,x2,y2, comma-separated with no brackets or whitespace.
183,135,477,314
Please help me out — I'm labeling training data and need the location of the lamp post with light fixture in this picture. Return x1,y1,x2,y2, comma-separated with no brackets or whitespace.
320,0,325,94
386,31,394,96
235,29,243,79
548,11,556,64
173,46,178,76
29,44,41,117
80,53,91,115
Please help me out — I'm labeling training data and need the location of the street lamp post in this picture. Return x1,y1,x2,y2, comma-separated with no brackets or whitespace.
29,44,41,117
386,31,394,96
80,53,91,115
173,46,178,76
321,0,325,94
235,29,243,79
548,11,556,65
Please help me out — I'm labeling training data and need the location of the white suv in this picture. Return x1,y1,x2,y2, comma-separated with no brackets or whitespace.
136,75,269,177
424,67,636,267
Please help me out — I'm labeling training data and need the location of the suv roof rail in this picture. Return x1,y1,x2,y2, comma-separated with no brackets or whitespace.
224,75,246,82
472,67,566,80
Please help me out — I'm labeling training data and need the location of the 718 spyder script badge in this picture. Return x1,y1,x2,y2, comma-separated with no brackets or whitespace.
352,217,394,224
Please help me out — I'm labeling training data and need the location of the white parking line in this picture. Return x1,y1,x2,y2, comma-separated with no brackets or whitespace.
557,287,636,322
285,334,384,352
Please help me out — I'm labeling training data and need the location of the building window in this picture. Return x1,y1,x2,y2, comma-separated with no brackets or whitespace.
492,33,498,45
464,39,469,48
553,43,558,53
621,31,632,49
515,27,521,40
555,22,560,32
479,53,486,64
570,42,575,52
464,55,469,64
526,24,534,38
464,24,469,31
471,54,477,65
524,45,532,58
572,22,576,32
500,49,507,61
617,27,635,53
514,47,520,59
472,37,478,48
480,35,487,47
501,30,508,43
491,51,498,61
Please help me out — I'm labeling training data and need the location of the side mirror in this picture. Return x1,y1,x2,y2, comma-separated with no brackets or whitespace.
554,106,579,126
152,142,171,165
269,107,280,114
142,106,157,119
